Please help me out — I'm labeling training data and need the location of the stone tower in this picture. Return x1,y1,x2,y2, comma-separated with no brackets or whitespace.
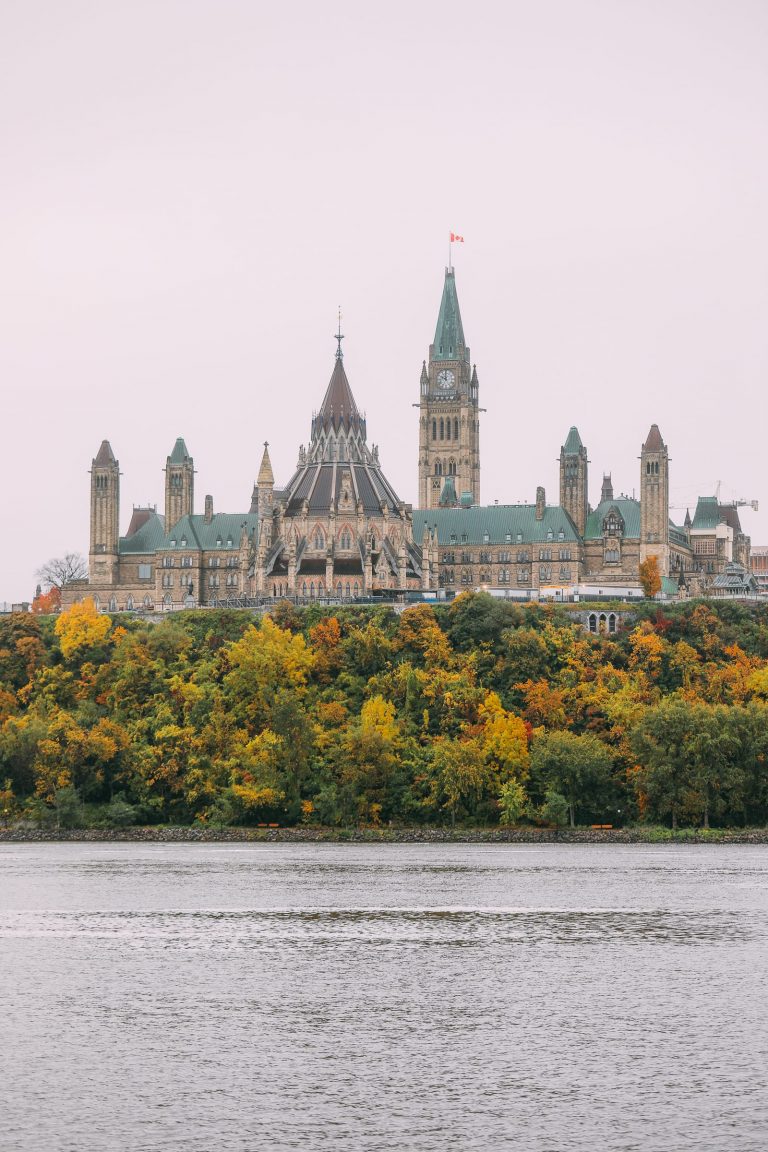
89,439,120,586
640,423,670,574
418,267,480,509
164,438,194,530
559,426,589,535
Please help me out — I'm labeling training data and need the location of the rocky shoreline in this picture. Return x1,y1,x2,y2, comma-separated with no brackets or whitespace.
2,825,768,844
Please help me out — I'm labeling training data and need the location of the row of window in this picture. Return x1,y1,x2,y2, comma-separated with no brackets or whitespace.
442,566,571,585
432,418,460,442
443,548,571,564
270,581,361,599
446,529,568,546
434,461,458,476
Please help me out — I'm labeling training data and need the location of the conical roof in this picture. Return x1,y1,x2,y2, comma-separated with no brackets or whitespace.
94,440,116,465
563,426,583,454
169,437,191,464
433,269,467,361
315,354,362,434
257,442,274,487
643,424,664,452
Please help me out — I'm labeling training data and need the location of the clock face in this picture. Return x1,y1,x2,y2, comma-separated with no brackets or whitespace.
437,369,455,389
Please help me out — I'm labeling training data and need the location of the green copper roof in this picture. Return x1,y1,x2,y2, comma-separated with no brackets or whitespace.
563,426,584,454
118,511,167,555
584,498,641,540
169,438,191,464
161,512,260,551
432,269,468,362
412,504,579,547
691,496,721,531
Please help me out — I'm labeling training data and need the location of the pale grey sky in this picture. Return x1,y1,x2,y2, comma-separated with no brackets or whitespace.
2,0,767,603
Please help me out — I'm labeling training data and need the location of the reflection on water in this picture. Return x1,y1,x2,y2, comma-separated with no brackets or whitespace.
1,843,768,1152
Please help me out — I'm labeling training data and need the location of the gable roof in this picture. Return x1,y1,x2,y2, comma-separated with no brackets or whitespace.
584,498,641,539
118,510,166,554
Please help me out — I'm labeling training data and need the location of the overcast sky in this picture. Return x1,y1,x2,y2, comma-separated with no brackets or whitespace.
2,0,767,603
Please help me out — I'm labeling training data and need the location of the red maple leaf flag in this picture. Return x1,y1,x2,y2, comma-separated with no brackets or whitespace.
450,232,464,243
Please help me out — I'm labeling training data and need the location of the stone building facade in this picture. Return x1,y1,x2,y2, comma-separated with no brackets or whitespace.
66,263,754,610
69,341,436,611
414,271,752,599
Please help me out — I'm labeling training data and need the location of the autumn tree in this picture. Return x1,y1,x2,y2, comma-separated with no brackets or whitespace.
638,555,662,599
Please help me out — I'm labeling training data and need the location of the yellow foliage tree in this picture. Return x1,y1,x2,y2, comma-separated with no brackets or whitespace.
638,555,662,598
54,599,112,661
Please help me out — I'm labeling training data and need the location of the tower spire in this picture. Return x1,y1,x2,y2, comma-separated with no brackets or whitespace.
335,306,344,359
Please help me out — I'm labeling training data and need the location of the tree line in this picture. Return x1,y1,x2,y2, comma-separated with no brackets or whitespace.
1,594,768,830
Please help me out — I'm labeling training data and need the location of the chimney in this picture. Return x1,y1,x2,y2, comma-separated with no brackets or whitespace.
535,486,546,521
204,495,213,524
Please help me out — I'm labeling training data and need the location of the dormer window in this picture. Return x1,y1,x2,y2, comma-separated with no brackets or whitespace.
216,536,222,547
558,530,564,541
547,529,553,541
181,536,187,547
227,537,233,547
483,532,490,544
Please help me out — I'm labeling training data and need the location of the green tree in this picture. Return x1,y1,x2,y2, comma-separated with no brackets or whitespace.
530,730,613,827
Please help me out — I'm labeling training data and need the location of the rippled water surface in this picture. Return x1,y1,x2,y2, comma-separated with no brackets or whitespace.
2,843,767,1151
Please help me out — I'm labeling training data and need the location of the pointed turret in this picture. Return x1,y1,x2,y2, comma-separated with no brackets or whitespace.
684,508,692,529
94,439,116,466
559,426,588,536
90,439,120,584
432,268,468,362
643,424,664,452
640,423,670,574
313,355,364,436
165,437,194,529
257,442,274,487
563,426,583,454
419,267,480,508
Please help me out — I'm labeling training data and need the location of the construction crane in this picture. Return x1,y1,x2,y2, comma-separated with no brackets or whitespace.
714,481,759,511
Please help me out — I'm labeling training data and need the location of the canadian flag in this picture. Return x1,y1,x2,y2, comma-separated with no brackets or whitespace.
450,232,464,243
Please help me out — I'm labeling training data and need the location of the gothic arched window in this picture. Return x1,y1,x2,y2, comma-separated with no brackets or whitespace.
432,419,437,440
435,461,443,476
440,418,445,440
446,420,451,440
454,418,459,440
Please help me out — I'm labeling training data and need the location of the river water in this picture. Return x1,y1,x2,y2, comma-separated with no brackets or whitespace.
1,843,767,1151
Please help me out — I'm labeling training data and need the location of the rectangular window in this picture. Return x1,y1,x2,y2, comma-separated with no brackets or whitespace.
162,557,174,568
138,564,152,580
518,568,530,583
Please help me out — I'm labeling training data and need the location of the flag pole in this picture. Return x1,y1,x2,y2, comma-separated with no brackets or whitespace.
448,232,452,271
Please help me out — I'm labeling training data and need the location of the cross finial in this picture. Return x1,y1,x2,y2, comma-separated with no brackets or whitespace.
335,306,344,359
263,440,269,450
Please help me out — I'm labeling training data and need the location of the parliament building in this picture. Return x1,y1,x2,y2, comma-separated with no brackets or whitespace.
67,266,752,610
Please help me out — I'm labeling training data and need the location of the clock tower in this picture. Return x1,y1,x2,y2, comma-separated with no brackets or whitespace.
418,267,480,509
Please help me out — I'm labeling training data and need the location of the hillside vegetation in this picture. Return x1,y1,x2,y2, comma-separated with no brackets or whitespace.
2,595,768,831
